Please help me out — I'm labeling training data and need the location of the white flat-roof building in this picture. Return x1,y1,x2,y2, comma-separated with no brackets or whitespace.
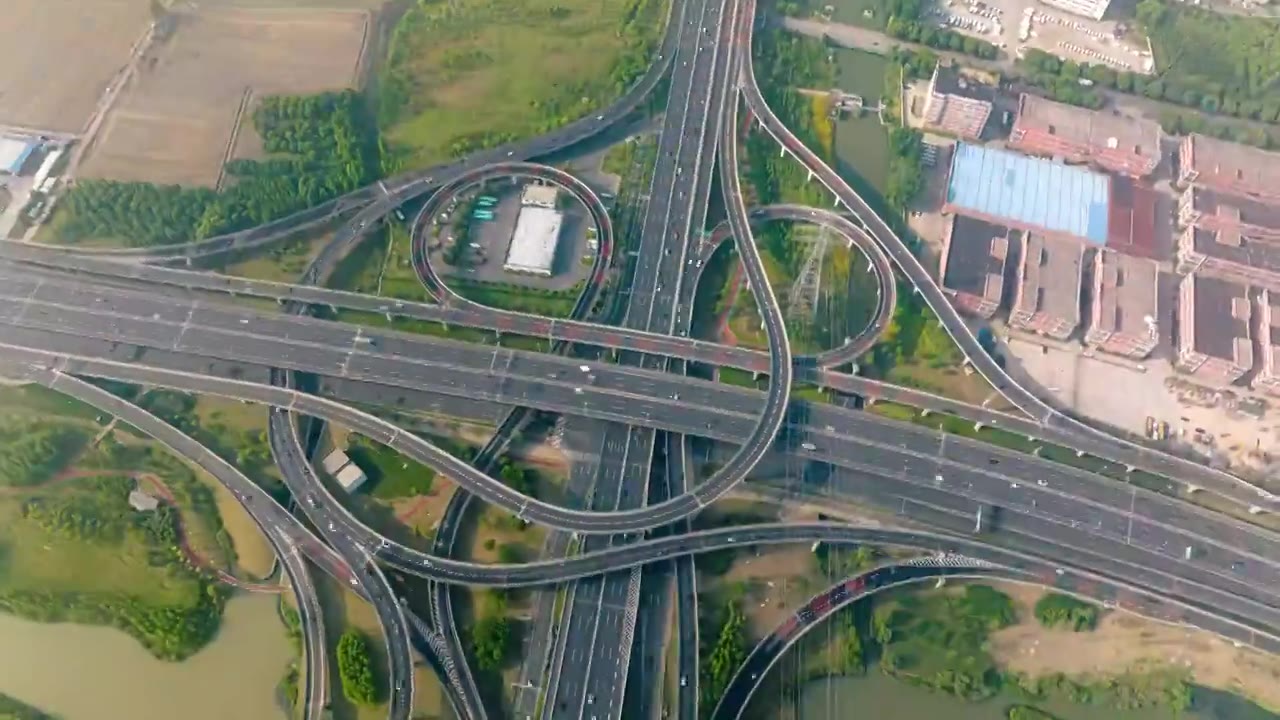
521,184,559,209
1037,0,1111,20
335,463,368,492
505,206,563,276
322,448,368,492
321,449,351,475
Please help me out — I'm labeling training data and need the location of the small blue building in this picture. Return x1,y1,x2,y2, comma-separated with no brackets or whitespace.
0,136,38,175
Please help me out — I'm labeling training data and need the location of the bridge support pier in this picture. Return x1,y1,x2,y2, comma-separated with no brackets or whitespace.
920,409,930,416
807,169,814,181
779,146,787,158
385,312,393,323
974,422,984,432
1075,449,1085,457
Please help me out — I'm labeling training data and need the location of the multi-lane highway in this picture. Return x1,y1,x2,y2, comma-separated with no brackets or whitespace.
0,237,1259,517
547,0,738,715
12,0,1280,713
11,334,1280,625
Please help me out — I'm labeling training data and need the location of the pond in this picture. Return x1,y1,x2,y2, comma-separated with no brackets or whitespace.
0,592,293,720
800,673,1280,720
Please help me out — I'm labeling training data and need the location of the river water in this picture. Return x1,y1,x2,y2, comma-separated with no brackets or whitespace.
800,673,1280,720
0,593,293,720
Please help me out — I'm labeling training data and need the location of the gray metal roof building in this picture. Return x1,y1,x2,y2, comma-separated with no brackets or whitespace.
939,216,1011,319
1176,273,1253,387
1085,250,1159,359
1010,233,1085,340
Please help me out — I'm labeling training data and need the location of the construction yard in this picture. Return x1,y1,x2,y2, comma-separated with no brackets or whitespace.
78,6,370,187
0,0,153,133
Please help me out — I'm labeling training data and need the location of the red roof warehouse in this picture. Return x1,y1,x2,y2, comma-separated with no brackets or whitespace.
1009,94,1161,178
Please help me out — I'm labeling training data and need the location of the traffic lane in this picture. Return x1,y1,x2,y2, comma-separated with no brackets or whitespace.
806,412,1280,572
10,311,1275,576
799,434,1280,599
15,308,1274,576
807,468,1280,631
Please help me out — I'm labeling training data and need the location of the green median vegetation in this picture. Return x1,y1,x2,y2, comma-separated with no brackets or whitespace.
45,90,379,248
699,598,747,719
470,590,513,671
337,629,380,705
378,0,670,171
1033,593,1098,632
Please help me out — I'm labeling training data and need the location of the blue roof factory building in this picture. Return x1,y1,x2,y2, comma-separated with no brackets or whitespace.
942,143,1112,245
0,136,38,175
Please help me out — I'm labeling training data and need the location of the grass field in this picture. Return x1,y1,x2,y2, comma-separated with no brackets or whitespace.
377,0,668,170
0,0,151,132
81,6,369,186
219,224,338,283
0,490,200,605
328,225,432,302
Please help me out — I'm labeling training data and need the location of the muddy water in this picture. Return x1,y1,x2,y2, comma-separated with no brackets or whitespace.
0,593,292,720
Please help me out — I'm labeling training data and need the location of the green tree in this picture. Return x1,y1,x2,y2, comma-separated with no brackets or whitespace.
336,630,379,705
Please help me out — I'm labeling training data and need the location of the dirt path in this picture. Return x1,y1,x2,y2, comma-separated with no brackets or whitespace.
989,583,1280,711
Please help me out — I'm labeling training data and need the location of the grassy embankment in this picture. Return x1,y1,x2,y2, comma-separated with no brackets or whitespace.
0,384,254,660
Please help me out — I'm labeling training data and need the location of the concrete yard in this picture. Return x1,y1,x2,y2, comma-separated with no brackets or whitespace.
0,0,153,133
78,7,370,187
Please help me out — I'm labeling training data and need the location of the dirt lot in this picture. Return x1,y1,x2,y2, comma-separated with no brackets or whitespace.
989,582,1280,710
79,6,369,187
0,0,152,133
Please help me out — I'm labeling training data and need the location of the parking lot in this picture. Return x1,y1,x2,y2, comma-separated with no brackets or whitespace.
926,0,1152,74
1002,334,1280,483
426,180,595,292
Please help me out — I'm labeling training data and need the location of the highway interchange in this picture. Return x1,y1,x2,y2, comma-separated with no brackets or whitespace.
6,0,1280,718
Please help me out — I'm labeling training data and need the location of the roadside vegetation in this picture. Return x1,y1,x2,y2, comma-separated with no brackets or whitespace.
377,0,669,171
46,91,380,247
1033,593,1098,632
469,589,514,671
337,629,381,705
699,597,748,719
0,693,56,720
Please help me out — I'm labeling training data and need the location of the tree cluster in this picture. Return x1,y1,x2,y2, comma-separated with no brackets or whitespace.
470,602,512,671
1033,593,1099,632
337,629,380,705
56,90,379,247
885,126,924,212
884,20,998,60
0,422,88,487
699,600,747,718
496,457,540,499
1018,25,1280,134
0,581,225,661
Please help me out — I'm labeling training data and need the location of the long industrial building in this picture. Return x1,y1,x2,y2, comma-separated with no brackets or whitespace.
1176,273,1253,387
922,62,995,140
1178,185,1280,241
1009,94,1161,178
505,206,563,276
1009,232,1084,340
939,216,1011,318
1037,0,1113,20
1175,222,1280,290
1085,250,1159,359
1177,134,1280,202
943,143,1112,245
1253,289,1280,397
